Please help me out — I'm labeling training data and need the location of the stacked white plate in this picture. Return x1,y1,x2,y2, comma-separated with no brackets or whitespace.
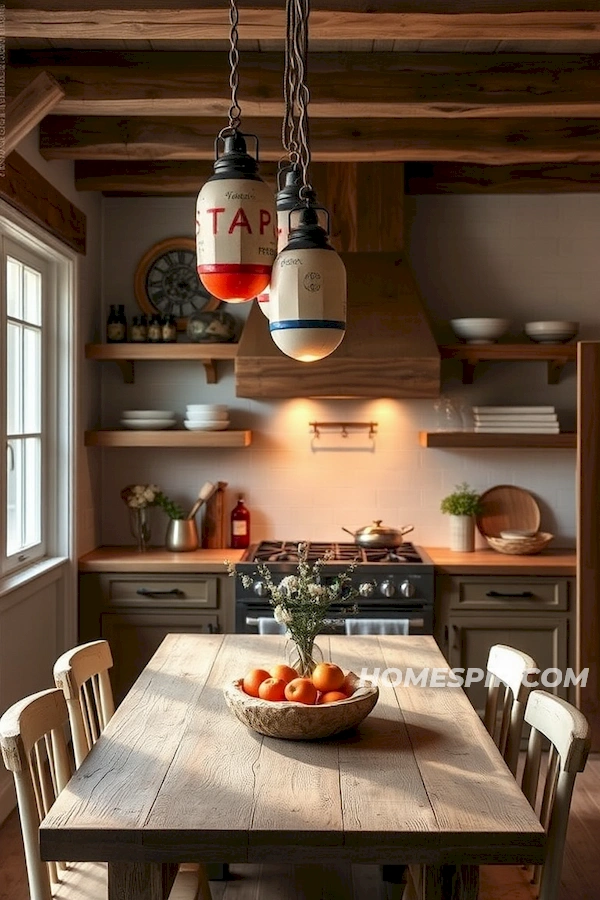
184,404,229,431
121,410,176,430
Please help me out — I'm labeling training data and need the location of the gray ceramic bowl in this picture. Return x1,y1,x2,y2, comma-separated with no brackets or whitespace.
524,321,579,343
450,318,510,344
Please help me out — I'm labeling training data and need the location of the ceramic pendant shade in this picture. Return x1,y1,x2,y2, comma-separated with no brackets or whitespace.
196,133,276,303
269,238,347,362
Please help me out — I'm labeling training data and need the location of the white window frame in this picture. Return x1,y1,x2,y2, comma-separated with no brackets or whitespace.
0,201,76,582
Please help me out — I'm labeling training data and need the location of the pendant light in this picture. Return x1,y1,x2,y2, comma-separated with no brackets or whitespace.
268,0,347,360
195,0,276,303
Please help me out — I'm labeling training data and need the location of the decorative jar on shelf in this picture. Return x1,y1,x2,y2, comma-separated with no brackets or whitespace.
130,507,151,552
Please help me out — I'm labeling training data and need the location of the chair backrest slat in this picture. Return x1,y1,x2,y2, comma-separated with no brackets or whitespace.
54,640,115,768
485,644,538,775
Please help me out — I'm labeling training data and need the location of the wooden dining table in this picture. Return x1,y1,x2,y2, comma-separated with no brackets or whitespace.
40,634,545,900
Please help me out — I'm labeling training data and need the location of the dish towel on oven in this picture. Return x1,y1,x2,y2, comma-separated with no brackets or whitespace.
257,617,287,635
345,618,410,636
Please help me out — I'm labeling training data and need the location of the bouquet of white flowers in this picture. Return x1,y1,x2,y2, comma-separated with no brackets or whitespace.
229,542,358,675
121,484,184,551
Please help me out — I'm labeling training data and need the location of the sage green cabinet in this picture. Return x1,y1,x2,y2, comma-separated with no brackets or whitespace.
79,571,234,703
435,573,576,717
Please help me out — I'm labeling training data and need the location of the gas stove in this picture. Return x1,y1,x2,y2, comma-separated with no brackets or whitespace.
235,540,435,635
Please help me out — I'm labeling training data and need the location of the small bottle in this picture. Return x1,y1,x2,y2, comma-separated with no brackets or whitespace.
130,315,147,343
147,313,163,342
230,495,250,549
162,314,177,343
106,304,127,343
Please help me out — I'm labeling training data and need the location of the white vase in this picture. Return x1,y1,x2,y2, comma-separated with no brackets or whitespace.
449,515,475,552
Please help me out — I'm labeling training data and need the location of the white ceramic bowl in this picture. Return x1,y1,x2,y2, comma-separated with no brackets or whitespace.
183,419,229,431
185,409,229,419
186,404,228,414
450,318,510,344
524,321,579,343
499,529,537,540
121,418,176,430
121,410,175,420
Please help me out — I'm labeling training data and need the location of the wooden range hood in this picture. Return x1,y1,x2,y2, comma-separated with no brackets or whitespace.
235,163,440,399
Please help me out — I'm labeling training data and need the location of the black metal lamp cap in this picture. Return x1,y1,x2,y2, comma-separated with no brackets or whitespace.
276,166,316,211
284,206,335,252
211,131,262,182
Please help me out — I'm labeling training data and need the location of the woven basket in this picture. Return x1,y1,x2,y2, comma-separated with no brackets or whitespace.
486,531,554,555
223,673,379,741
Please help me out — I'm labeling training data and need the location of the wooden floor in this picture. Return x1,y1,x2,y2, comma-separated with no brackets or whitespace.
1,755,599,899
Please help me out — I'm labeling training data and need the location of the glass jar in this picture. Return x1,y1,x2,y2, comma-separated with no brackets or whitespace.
162,314,177,343
106,304,127,343
130,315,148,342
147,314,163,343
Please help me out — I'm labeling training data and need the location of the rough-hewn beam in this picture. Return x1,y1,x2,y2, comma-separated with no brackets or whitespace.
9,51,600,119
0,153,86,253
74,160,279,193
41,115,600,164
5,72,65,156
6,8,600,42
406,161,600,193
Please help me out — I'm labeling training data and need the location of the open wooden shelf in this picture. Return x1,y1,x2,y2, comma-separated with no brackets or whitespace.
419,431,577,449
85,342,238,384
439,343,577,384
85,430,252,448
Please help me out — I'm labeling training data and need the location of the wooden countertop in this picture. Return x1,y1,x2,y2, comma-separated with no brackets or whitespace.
78,546,245,573
425,546,576,575
79,545,576,575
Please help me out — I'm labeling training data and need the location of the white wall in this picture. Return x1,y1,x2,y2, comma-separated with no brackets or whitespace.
98,193,600,550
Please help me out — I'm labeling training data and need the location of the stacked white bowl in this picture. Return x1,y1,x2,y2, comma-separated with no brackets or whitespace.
121,410,176,430
184,404,230,431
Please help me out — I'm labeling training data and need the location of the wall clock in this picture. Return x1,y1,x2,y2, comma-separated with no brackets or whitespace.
134,237,220,330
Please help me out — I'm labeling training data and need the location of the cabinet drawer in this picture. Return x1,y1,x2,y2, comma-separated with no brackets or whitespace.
106,575,218,608
451,576,570,611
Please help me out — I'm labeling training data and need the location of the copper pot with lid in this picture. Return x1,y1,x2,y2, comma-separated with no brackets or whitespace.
342,520,414,549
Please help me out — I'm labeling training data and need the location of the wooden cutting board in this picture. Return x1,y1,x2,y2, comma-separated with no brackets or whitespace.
476,485,541,538
201,481,228,548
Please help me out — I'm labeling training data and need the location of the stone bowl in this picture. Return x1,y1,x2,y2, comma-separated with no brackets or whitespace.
223,673,379,741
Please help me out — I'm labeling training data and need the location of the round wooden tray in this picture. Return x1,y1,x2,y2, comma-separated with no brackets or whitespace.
476,484,541,538
223,674,379,741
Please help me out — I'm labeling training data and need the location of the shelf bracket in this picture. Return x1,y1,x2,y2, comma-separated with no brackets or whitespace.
548,359,566,385
461,360,476,384
115,360,134,384
202,360,217,384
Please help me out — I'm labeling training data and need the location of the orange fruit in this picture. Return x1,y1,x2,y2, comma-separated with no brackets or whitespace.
269,663,298,684
258,678,287,702
242,668,271,697
311,662,345,693
318,691,348,704
284,677,318,705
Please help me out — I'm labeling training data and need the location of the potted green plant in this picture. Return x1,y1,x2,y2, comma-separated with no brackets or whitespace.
440,482,483,552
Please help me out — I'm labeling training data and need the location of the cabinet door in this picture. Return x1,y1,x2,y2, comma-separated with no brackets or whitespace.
101,610,220,703
447,614,570,716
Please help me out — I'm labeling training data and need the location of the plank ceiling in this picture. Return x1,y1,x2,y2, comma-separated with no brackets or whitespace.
6,1,600,194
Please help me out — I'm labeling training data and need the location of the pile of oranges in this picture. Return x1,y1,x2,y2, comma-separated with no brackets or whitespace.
242,662,354,705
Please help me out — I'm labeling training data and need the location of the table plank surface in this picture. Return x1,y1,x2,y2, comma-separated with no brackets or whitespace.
40,635,544,869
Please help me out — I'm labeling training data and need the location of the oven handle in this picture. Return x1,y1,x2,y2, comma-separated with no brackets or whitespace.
245,616,425,629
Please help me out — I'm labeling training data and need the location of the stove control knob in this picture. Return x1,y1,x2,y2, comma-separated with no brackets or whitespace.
253,580,269,598
380,580,396,598
400,580,416,598
358,581,375,598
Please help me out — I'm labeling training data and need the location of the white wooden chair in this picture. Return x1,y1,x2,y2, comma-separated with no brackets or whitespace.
484,643,538,776
53,639,116,768
0,687,212,900
480,690,591,900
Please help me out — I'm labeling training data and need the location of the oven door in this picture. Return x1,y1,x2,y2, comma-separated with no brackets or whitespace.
236,602,433,635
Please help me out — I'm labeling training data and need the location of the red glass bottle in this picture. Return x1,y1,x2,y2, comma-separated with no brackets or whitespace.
230,495,250,549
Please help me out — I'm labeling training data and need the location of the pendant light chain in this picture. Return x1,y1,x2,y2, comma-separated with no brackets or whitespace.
282,0,312,199
227,0,242,133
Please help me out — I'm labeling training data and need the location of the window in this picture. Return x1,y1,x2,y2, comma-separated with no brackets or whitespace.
0,212,74,577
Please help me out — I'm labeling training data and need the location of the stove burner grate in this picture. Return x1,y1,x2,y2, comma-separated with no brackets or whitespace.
249,541,424,565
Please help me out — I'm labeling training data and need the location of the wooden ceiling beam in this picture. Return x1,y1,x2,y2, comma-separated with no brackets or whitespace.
5,72,65,156
6,8,600,43
405,161,600,193
41,115,600,164
9,51,600,119
74,160,279,193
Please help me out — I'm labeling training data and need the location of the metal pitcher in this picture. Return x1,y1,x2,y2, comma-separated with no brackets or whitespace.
165,518,199,552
